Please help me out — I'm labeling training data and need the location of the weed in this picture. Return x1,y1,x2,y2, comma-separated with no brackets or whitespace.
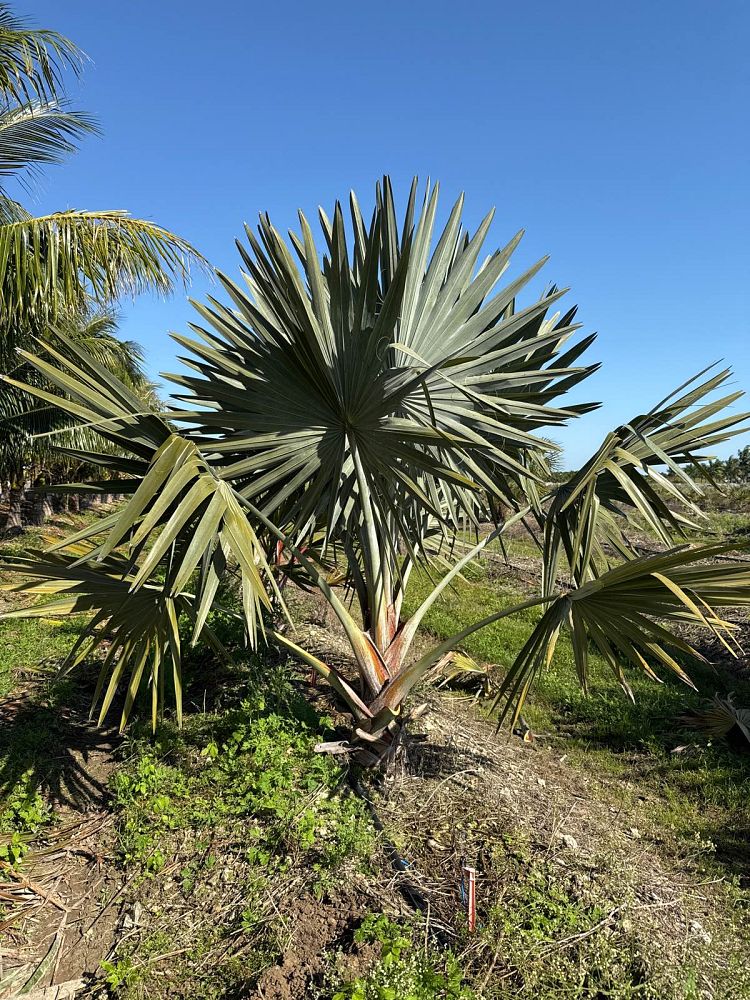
100,957,141,992
328,914,475,1000
105,663,376,996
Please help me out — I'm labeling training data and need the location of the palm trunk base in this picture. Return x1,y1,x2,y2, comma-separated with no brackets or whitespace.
351,719,403,768
1,488,24,537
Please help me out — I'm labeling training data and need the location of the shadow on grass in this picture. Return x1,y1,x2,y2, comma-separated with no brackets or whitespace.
0,686,118,814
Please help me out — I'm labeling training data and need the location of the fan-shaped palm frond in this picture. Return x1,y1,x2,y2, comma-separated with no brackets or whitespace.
681,694,750,747
492,542,750,726
3,333,277,656
539,366,750,594
163,178,597,672
0,544,220,730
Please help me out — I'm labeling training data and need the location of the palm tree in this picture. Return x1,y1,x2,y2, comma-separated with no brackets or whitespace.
1,310,159,529
2,179,749,758
0,4,204,360
0,3,205,527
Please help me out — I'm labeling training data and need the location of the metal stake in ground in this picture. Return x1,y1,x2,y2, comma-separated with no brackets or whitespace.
462,865,476,932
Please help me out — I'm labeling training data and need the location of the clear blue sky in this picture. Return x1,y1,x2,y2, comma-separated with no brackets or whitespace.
25,0,750,467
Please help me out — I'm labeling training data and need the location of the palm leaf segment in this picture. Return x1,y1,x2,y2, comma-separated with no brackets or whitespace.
1,310,158,483
509,368,750,728
1,546,195,732
0,5,207,353
540,366,750,595
493,541,750,727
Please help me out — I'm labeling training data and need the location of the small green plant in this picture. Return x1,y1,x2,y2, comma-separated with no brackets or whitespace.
331,915,475,1000
0,830,28,865
100,957,141,992
0,772,52,864
111,669,374,881
103,668,378,997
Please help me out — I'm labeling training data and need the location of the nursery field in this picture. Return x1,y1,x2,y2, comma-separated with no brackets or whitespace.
1,4,749,1000
0,503,749,999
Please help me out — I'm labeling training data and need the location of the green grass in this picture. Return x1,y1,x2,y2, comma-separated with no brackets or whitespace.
470,830,749,1000
102,649,376,997
0,512,111,695
402,562,750,884
111,664,374,880
703,509,750,538
0,514,115,863
0,615,86,696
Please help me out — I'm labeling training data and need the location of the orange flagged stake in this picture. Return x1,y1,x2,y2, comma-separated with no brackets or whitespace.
462,865,477,932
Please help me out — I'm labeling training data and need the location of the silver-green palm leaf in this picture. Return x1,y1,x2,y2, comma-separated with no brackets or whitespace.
172,180,596,528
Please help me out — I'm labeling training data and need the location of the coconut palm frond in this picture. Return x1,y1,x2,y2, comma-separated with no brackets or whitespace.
0,99,96,179
0,3,85,103
0,210,207,349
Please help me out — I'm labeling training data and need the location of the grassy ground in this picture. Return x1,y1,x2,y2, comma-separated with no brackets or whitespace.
0,521,92,697
403,526,750,883
1,506,749,997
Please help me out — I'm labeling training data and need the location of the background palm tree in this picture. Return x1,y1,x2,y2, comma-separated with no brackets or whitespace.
0,3,206,530
1,309,159,530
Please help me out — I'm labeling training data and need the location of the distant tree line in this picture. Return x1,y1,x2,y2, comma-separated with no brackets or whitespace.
701,445,750,484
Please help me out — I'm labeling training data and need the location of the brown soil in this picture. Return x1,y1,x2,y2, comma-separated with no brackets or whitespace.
255,893,370,1000
0,699,123,998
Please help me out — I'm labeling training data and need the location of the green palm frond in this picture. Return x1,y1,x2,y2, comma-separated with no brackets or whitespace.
55,309,154,391
0,310,161,481
493,541,750,726
540,367,750,593
0,544,220,730
0,4,85,103
0,99,96,178
5,327,173,458
5,332,278,647
0,209,207,349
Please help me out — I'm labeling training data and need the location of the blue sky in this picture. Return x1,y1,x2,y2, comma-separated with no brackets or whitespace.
25,0,750,466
